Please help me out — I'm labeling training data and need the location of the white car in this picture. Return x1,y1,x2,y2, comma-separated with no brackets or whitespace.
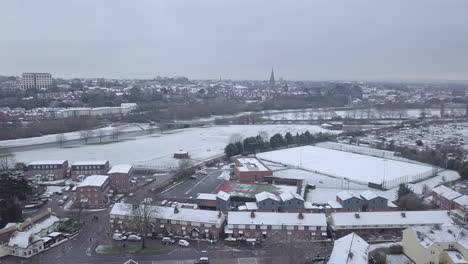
129,193,134,197
112,233,127,241
178,239,190,247
62,195,69,201
58,200,65,205
127,235,142,241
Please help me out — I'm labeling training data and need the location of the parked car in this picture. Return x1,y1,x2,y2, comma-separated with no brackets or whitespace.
128,193,134,197
161,237,175,245
194,257,209,264
190,175,197,179
127,235,142,241
166,201,173,207
58,200,65,205
55,191,63,195
160,200,168,206
178,239,190,247
112,233,127,241
62,196,68,201
199,171,208,175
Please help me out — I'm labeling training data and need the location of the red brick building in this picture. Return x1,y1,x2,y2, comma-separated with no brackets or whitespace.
109,203,226,239
234,157,272,183
70,160,110,181
431,185,462,210
26,160,69,181
107,164,133,193
75,175,111,209
226,211,327,241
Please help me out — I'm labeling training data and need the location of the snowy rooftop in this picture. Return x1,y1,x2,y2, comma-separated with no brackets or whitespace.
337,191,361,201
255,191,280,202
227,211,327,227
328,233,369,264
77,175,109,187
360,190,381,201
236,157,270,172
410,225,468,249
197,193,217,201
108,164,132,174
279,191,304,202
257,145,432,185
71,160,108,166
29,160,67,165
8,215,59,248
433,185,462,201
110,203,224,224
328,200,343,209
454,195,468,209
331,211,454,229
216,191,230,201
447,250,468,264
245,202,259,210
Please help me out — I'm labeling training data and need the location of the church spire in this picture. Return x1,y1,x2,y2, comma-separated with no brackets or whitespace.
269,68,275,86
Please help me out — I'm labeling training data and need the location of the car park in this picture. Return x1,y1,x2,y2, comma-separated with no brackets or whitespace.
112,233,127,241
161,237,175,245
178,239,190,247
127,235,142,241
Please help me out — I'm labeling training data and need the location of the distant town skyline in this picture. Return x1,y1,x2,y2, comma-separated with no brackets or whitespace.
1,0,467,81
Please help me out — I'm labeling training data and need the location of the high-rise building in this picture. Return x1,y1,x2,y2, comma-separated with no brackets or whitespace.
269,68,275,86
21,73,53,89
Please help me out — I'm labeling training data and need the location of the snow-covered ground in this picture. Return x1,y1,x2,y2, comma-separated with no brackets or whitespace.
12,125,337,169
257,145,432,185
0,123,151,148
304,170,460,204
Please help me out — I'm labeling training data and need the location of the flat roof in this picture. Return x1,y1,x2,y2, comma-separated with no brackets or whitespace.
108,164,132,174
433,185,462,201
78,175,109,187
236,157,270,172
197,193,217,201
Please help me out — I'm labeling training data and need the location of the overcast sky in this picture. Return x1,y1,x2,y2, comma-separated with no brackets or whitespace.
1,0,467,81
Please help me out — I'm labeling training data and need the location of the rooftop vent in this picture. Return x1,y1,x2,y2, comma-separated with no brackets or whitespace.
355,213,360,219
401,212,406,218
298,212,304,219
250,211,255,218
174,206,179,214
218,211,222,218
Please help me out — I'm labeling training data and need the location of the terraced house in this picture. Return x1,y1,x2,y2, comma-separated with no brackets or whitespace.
109,203,226,239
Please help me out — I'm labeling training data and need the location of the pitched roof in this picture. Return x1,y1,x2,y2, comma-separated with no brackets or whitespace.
227,211,326,227
71,160,108,166
330,210,454,230
216,191,231,201
279,191,304,202
8,215,59,248
255,191,280,202
454,195,468,209
29,160,67,165
409,225,468,249
337,191,361,201
360,190,382,201
328,233,369,264
433,185,462,201
196,193,217,201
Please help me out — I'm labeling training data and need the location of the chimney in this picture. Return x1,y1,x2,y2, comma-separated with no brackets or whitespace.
250,211,255,218
355,213,360,219
401,212,406,218
298,212,304,219
174,206,179,214
218,211,222,218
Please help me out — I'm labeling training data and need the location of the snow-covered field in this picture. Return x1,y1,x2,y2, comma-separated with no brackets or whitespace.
12,125,337,169
257,145,432,185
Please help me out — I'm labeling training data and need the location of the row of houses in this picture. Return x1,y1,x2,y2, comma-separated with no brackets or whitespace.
432,185,468,223
26,160,134,193
109,202,454,242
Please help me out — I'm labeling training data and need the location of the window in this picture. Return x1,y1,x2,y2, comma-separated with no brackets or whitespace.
430,250,435,254
256,225,260,229
304,226,309,230
294,226,298,230
316,226,321,230
267,225,272,230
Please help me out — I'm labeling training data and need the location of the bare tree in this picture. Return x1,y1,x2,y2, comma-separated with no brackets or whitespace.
229,133,244,144
263,232,320,264
0,146,15,171
56,133,66,147
130,203,159,249
79,130,95,144
110,127,122,141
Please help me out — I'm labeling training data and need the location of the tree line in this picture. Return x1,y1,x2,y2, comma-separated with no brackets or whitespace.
224,131,334,157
